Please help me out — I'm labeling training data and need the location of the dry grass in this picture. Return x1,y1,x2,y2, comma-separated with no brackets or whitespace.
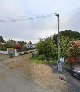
0,54,9,61
2,54,68,92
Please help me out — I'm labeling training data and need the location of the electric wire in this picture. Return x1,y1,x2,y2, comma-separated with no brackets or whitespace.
0,13,54,23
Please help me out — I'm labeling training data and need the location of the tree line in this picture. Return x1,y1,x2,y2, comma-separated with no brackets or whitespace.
36,30,80,63
0,37,27,51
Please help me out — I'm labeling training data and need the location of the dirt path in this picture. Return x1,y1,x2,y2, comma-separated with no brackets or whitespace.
0,64,53,92
1,54,68,92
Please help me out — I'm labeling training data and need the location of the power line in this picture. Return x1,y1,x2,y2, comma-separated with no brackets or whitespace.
0,13,54,23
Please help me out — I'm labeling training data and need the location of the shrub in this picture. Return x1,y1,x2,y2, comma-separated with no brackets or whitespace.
37,38,57,59
68,40,80,63
35,54,46,61
0,47,7,51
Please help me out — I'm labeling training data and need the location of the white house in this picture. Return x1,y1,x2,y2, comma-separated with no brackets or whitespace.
24,43,36,50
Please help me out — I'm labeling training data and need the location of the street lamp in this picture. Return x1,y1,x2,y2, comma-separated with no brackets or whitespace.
55,13,62,72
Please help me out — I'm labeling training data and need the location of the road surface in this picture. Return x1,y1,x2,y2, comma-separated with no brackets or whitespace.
64,69,80,92
49,64,80,92
0,64,52,92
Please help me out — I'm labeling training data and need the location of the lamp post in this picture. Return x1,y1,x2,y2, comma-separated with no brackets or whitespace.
55,13,62,72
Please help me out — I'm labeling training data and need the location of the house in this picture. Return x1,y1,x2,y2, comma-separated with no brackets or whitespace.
24,41,36,50
24,43,36,50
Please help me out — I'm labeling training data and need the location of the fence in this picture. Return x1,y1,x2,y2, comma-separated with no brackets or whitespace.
0,51,8,54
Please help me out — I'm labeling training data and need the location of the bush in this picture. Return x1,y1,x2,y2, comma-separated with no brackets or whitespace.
68,41,80,63
48,59,58,64
0,47,7,51
37,38,57,59
35,54,46,61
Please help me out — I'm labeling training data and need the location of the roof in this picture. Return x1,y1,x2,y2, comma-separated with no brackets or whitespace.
24,43,36,47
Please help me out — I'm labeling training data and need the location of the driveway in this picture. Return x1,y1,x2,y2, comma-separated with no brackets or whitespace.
0,64,52,92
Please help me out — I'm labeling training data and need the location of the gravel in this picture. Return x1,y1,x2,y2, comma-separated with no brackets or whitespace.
64,69,80,92
1,54,68,92
49,64,80,92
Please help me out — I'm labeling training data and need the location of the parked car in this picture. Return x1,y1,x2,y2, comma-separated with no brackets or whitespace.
70,63,80,79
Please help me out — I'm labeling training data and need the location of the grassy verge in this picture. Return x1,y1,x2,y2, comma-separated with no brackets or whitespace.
29,58,47,64
0,54,9,61
30,58,58,65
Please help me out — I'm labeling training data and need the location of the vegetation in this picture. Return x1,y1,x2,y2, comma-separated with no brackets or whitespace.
33,30,80,64
53,30,80,44
37,37,57,61
60,36,69,58
0,38,27,51
30,56,58,64
60,30,80,40
0,36,4,43
0,30,80,65
67,41,80,63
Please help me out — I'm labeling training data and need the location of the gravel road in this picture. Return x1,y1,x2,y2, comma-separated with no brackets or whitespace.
64,69,80,92
49,64,80,92
0,64,53,92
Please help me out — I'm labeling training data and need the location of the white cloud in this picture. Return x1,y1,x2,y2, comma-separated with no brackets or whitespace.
0,0,26,17
0,0,80,43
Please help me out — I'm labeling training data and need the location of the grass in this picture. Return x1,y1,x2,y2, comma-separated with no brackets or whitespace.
30,58,58,65
29,58,47,64
1,53,68,91
48,60,58,65
30,52,58,65
0,54,9,61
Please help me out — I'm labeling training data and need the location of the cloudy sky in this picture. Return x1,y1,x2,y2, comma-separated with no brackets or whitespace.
0,0,80,43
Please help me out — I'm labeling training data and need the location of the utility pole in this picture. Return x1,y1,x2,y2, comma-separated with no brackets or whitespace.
55,13,62,72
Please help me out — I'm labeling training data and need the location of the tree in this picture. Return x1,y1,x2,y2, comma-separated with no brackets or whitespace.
0,36,4,43
53,30,80,58
60,30,80,40
68,40,80,63
28,41,32,45
36,30,80,61
17,41,26,48
60,36,69,58
37,38,57,60
5,39,16,48
53,30,80,45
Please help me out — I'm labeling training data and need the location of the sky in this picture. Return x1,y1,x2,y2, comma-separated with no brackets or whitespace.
0,0,80,43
